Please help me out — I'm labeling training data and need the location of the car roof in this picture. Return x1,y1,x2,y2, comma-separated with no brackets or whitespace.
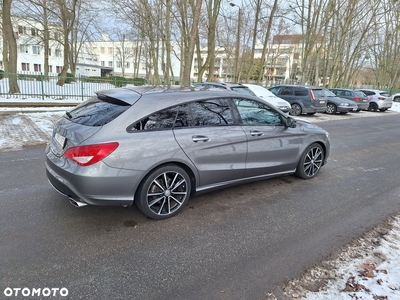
272,85,322,89
96,86,259,107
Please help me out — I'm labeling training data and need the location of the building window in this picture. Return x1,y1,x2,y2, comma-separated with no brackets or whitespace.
34,64,42,72
125,62,130,68
32,46,40,55
108,47,113,54
20,45,29,53
48,48,52,56
101,61,105,67
48,65,53,73
55,49,62,57
31,27,37,36
18,26,26,34
108,61,113,67
116,61,121,68
0,61,3,69
54,32,59,40
100,47,105,54
22,63,30,71
56,66,62,73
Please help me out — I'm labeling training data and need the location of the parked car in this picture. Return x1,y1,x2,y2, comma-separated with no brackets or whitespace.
45,87,330,220
322,89,358,114
268,85,327,116
392,93,400,102
328,88,369,111
194,82,256,96
358,89,393,112
241,83,291,113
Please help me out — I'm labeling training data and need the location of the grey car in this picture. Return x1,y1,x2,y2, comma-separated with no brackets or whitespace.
323,89,358,114
46,87,330,220
329,88,369,111
268,85,327,116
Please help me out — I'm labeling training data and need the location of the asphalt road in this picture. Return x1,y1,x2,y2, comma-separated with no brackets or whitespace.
1,115,400,300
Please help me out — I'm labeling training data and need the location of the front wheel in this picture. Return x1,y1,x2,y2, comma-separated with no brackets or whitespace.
325,103,337,114
290,103,302,116
136,165,191,220
295,143,324,179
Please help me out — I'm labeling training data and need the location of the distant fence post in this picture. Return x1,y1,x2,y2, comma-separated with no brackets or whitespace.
80,74,84,101
40,72,45,100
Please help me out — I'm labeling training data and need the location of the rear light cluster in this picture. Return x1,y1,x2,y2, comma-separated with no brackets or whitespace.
64,142,119,166
310,90,315,101
378,97,386,101
353,97,362,101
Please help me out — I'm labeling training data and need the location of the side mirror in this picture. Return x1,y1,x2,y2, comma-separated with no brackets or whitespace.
285,116,297,128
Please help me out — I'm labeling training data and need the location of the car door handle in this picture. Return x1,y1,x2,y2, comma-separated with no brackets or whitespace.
192,135,210,143
250,130,264,137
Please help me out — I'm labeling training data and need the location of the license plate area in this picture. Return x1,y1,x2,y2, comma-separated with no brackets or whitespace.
54,132,66,149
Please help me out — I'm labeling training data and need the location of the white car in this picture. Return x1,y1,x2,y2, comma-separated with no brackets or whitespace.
243,84,291,113
358,89,393,112
392,93,400,102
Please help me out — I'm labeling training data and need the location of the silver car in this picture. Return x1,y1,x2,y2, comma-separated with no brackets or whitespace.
358,89,393,112
46,87,330,220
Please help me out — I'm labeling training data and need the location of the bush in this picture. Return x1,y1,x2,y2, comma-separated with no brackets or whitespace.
132,77,146,86
110,76,128,87
58,72,75,84
0,70,4,80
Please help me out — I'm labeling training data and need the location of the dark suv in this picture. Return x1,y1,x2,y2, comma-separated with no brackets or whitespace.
268,85,327,116
194,82,257,96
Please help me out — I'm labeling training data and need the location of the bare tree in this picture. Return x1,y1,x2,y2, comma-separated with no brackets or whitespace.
2,0,20,93
55,0,78,86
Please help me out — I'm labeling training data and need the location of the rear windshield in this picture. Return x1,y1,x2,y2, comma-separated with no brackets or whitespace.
380,92,390,97
311,89,325,98
354,91,366,97
65,96,130,126
231,87,256,96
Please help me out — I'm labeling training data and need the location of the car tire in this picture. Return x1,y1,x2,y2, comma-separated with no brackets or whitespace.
369,102,378,112
135,164,191,220
294,143,324,179
379,108,388,112
290,103,302,116
325,103,337,114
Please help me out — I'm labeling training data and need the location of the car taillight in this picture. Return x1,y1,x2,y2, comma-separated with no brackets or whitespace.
378,97,386,100
310,90,315,101
353,97,362,101
64,142,119,166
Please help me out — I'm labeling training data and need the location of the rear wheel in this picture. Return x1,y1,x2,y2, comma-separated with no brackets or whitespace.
136,164,191,220
295,143,324,179
369,102,378,112
290,103,302,116
379,108,388,112
325,103,337,114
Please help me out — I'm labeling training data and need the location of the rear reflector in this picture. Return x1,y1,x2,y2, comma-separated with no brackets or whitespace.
64,142,119,166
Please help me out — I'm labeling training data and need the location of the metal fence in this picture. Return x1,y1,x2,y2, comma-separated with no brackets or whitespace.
0,73,146,101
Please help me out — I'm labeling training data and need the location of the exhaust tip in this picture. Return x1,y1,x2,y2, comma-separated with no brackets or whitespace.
69,198,88,207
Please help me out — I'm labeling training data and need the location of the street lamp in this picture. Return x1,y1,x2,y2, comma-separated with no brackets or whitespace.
230,2,241,83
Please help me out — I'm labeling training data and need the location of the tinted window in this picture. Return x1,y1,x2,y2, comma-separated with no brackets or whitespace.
190,99,234,126
67,96,130,126
354,91,366,97
280,87,293,95
294,89,308,96
269,87,280,95
234,99,282,125
129,99,234,131
379,92,390,97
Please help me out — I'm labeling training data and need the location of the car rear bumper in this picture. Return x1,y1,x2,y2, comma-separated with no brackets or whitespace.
45,156,135,206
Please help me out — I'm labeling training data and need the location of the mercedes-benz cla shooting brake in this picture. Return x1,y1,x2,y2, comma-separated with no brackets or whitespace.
46,87,330,220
